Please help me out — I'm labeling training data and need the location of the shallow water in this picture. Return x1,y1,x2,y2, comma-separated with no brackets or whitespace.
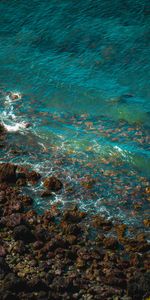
0,1,150,226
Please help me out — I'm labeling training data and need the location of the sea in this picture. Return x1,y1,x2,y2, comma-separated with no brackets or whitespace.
0,0,150,228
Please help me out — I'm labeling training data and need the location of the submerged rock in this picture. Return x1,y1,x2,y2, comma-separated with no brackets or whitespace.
0,163,17,183
43,176,63,191
16,166,41,185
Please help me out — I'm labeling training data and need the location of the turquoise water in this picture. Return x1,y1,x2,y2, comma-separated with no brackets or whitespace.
0,1,150,225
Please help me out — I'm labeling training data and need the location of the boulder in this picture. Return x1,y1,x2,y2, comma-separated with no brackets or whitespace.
43,176,63,191
13,225,34,243
0,163,17,183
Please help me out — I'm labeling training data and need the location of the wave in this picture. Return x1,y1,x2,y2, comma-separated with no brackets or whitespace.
1,91,30,133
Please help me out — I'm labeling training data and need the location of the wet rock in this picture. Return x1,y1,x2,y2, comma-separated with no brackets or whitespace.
143,219,150,227
23,209,37,225
0,191,6,204
21,195,33,205
92,215,112,230
63,206,86,223
3,272,26,292
127,272,150,299
28,278,49,292
1,291,19,300
16,177,27,186
103,237,119,250
27,170,41,184
115,223,127,240
0,257,10,279
0,163,17,183
43,176,63,191
17,167,41,184
41,190,52,197
0,245,6,257
33,240,44,250
13,240,26,254
13,225,34,243
34,226,47,242
6,213,22,228
0,123,5,134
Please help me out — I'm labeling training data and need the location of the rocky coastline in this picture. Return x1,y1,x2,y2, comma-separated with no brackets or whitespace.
0,124,150,300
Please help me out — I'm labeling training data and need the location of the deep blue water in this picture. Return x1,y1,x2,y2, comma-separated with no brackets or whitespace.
0,1,150,226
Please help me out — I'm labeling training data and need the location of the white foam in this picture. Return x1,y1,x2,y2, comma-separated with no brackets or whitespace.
2,121,27,133
5,91,22,104
1,90,29,133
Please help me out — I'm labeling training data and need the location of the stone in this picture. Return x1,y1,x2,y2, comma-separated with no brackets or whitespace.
103,237,119,250
43,176,63,191
0,245,6,257
41,190,52,197
13,225,34,243
27,171,41,184
127,272,150,299
7,213,22,228
16,177,27,186
3,272,26,292
0,257,10,279
28,278,49,292
0,163,17,183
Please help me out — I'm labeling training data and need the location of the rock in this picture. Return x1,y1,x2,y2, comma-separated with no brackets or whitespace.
21,195,33,205
6,213,22,228
17,167,41,184
63,207,86,223
3,272,26,292
28,278,49,292
33,240,44,250
13,240,26,254
0,257,10,279
0,123,5,134
0,191,6,204
143,219,150,227
0,245,6,257
41,190,52,197
103,237,119,250
43,176,63,191
1,291,19,300
0,163,17,183
13,225,34,243
127,272,150,299
27,170,41,184
16,177,27,186
92,215,112,230
34,227,47,242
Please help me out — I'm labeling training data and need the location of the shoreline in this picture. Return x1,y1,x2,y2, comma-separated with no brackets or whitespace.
0,124,150,300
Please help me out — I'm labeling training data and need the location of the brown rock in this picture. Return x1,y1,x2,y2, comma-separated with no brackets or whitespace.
16,177,27,186
43,176,63,191
143,219,150,227
0,163,17,183
0,245,6,257
13,225,34,243
103,237,119,250
41,190,52,197
7,213,22,228
27,170,41,184
92,215,112,229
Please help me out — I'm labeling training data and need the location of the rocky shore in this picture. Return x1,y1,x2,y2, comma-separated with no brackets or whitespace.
0,125,150,300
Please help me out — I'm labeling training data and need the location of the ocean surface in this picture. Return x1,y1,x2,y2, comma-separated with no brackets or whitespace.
0,0,150,227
